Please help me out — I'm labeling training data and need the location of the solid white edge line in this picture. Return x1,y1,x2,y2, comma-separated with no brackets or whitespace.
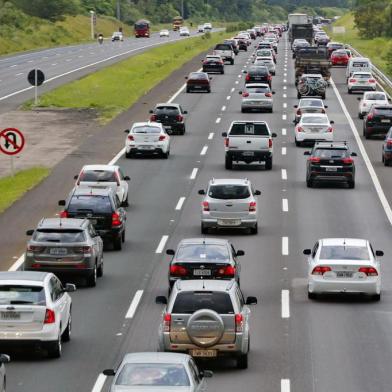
331,78,392,225
282,198,288,212
281,169,287,180
108,147,126,166
125,290,144,319
200,145,208,156
282,237,289,255
175,196,186,211
190,168,198,180
155,235,169,254
91,374,107,392
281,290,290,318
281,378,290,392
208,132,214,140
8,255,25,272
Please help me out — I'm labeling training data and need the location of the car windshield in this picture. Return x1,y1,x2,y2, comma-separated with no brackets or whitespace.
115,363,190,386
300,100,323,108
132,126,161,134
68,195,112,214
320,245,370,260
230,122,269,136
176,244,230,261
80,170,116,182
33,229,86,243
313,149,348,159
365,93,386,100
302,116,328,124
172,292,234,314
0,285,46,305
209,184,251,199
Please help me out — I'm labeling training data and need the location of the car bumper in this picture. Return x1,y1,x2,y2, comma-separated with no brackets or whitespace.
296,133,333,142
308,171,354,182
349,85,376,91
126,146,167,154
201,217,257,229
226,150,272,163
187,85,210,91
241,100,273,110
24,264,95,276
0,325,59,344
383,151,392,159
365,125,391,135
308,277,380,295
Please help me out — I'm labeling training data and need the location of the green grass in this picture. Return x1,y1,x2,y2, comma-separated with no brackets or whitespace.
26,31,232,122
0,167,50,213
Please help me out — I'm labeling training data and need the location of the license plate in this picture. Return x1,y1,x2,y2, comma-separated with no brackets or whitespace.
194,269,211,276
381,119,391,123
50,248,67,255
194,86,202,89
190,349,217,358
336,271,353,278
218,219,241,226
325,167,337,172
310,128,321,133
164,126,172,130
1,312,20,320
242,151,254,156
139,145,154,150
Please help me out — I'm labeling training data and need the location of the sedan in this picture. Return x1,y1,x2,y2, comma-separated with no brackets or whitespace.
125,122,171,158
348,72,376,93
202,55,224,74
382,127,392,166
254,57,276,75
363,104,392,138
331,49,349,66
104,352,213,391
305,238,383,300
159,29,169,37
295,113,334,146
179,27,190,36
186,72,211,93
293,98,328,124
239,83,275,112
166,238,244,288
358,91,389,119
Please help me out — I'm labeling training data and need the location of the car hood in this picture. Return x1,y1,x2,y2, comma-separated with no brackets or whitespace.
111,386,193,392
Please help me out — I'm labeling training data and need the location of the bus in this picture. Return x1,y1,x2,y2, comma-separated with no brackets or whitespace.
134,19,150,38
172,16,184,31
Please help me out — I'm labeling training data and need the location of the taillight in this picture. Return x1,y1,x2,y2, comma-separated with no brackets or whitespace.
235,314,244,332
296,109,301,115
265,92,272,97
369,79,376,83
358,267,378,276
163,313,171,332
217,265,236,277
342,157,353,164
27,245,44,252
159,135,166,141
327,126,333,133
267,75,272,80
176,115,183,122
242,92,249,97
309,157,320,163
44,309,56,324
268,138,273,148
60,210,68,218
150,114,157,121
202,201,210,211
249,201,256,211
311,266,331,275
386,140,392,148
367,113,374,121
127,135,134,141
297,126,304,132
74,246,92,254
245,74,250,81
112,212,121,227
349,79,356,83
169,265,188,276
224,137,229,147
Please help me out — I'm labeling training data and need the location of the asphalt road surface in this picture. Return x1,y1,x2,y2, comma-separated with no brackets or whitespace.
4,34,392,392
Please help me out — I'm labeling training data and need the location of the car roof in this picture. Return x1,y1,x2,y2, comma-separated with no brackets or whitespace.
320,238,368,247
208,178,250,186
81,164,118,172
178,237,230,246
0,271,49,283
37,217,88,229
175,279,235,291
121,352,189,364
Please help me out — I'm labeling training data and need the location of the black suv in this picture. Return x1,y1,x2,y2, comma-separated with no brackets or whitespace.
304,141,357,188
363,104,392,139
244,65,272,87
59,187,126,250
149,103,187,135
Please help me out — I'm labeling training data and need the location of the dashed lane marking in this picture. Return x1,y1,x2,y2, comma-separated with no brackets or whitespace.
155,235,169,254
125,290,144,319
175,197,186,210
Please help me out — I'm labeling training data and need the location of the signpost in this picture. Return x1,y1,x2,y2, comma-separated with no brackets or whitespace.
0,128,25,176
27,69,45,105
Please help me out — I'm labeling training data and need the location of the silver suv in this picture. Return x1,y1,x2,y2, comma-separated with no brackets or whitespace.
156,279,257,369
198,178,260,234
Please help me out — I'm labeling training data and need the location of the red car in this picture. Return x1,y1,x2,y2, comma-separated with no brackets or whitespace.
185,72,211,93
331,49,349,66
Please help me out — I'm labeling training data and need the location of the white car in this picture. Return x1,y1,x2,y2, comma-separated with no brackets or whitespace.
74,164,130,207
305,238,383,300
0,271,75,358
179,27,190,36
293,98,328,124
295,113,334,146
159,29,169,37
197,25,204,33
358,91,389,119
203,22,212,31
347,72,376,94
111,32,123,42
125,122,171,159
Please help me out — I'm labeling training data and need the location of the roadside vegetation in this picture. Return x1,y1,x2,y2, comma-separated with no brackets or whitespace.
0,167,50,213
26,31,231,122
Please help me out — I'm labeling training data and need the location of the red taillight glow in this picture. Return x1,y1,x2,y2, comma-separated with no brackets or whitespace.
176,115,183,122
235,314,244,332
268,138,273,148
367,113,374,121
311,266,331,275
265,92,272,97
386,140,392,148
74,246,92,254
297,126,304,132
349,79,356,83
369,79,376,83
150,114,157,121
249,201,256,211
127,135,134,141
245,74,250,81
358,267,378,276
217,265,236,277
202,201,210,211
159,135,166,141
309,157,320,163
296,109,302,115
242,92,249,97
327,126,333,133
44,309,55,324
163,313,171,332
267,75,272,80
342,157,353,164
169,265,188,276
60,211,68,218
224,137,229,148
27,245,44,252
112,212,121,227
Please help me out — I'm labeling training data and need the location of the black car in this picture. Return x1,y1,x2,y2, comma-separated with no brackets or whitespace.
382,127,392,166
235,37,248,51
186,72,211,93
292,41,310,58
59,187,126,250
149,103,187,135
244,65,272,87
223,39,239,55
202,55,225,74
304,141,357,188
363,104,392,139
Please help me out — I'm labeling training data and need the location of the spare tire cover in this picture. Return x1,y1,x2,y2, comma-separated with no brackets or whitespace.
187,309,225,348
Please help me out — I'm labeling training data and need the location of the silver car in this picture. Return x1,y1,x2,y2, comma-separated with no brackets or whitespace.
239,83,275,113
254,57,276,75
104,352,212,391
0,354,9,391
293,98,328,124
156,279,257,369
198,178,260,233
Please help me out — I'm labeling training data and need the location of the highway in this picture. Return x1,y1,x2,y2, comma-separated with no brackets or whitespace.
3,33,392,392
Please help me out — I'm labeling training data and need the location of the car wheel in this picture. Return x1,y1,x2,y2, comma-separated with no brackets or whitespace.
308,291,317,300
237,353,248,369
87,264,97,287
250,223,258,235
47,333,62,358
122,230,125,243
364,129,370,139
113,236,122,251
295,138,301,147
221,70,224,74
358,113,363,119
122,194,129,207
348,89,352,94
186,88,190,93
241,108,246,113
225,155,233,170
269,108,273,113
231,59,234,65
162,150,170,159
265,157,273,170
125,150,132,159
372,293,381,301
207,88,211,93
62,312,72,342
297,92,301,99
321,94,326,100
306,179,313,188
348,180,355,189
97,257,103,277
201,223,208,235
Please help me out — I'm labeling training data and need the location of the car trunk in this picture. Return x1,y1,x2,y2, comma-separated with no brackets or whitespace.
302,123,330,134
0,305,46,332
31,242,87,263
317,260,376,280
208,198,251,219
68,209,112,231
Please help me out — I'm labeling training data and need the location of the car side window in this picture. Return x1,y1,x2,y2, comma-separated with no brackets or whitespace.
231,245,237,259
114,195,121,209
88,224,96,238
369,243,375,258
312,242,319,258
118,168,125,180
50,277,63,302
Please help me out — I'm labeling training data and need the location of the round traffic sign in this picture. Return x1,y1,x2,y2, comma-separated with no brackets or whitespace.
27,69,45,86
0,128,25,156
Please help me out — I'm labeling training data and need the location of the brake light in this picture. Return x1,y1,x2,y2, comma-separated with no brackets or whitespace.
327,126,333,133
367,113,374,121
27,245,44,252
224,137,229,147
309,157,320,163
249,201,256,212
44,309,56,324
268,138,273,148
296,109,302,115
349,79,356,83
265,92,272,97
112,212,121,227
267,75,272,80
202,201,210,211
386,140,392,148
163,313,171,332
297,126,304,132
176,115,183,122
150,114,157,121
74,246,92,254
60,210,68,218
311,266,331,275
127,135,134,141
369,79,376,83
342,157,353,164
169,265,188,276
245,74,250,81
358,267,378,276
217,265,236,277
242,92,249,97
159,135,166,141
235,314,244,332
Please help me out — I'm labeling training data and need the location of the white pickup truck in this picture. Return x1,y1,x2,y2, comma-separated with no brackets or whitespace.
213,43,235,64
222,121,277,170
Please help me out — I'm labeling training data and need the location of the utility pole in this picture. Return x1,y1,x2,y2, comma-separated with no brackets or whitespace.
116,0,121,21
181,0,184,18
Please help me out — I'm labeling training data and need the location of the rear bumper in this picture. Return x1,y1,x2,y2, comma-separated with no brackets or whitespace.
226,150,272,163
241,100,273,110
126,146,166,155
203,65,224,72
296,133,333,142
365,125,391,135
309,277,380,295
24,265,95,276
349,85,376,91
186,85,210,91
308,171,354,182
96,228,123,240
0,325,59,344
201,217,257,229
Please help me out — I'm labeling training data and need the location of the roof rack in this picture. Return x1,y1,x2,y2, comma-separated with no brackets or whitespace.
314,140,348,147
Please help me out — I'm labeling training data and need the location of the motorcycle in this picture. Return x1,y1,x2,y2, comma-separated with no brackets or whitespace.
98,35,103,44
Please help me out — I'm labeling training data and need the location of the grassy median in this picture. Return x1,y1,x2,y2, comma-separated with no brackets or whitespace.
0,167,50,213
27,31,231,122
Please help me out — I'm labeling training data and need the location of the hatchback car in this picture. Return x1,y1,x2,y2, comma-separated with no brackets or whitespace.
186,72,211,93
179,27,190,36
330,49,349,66
304,238,383,300
295,113,334,146
25,218,104,287
73,164,130,207
0,271,75,357
348,72,376,94
304,141,357,188
125,122,171,158
149,103,187,135
358,92,389,119
104,352,213,391
202,55,224,74
166,238,244,288
198,178,260,234
111,32,123,42
244,65,272,87
253,57,276,75
363,105,392,138
382,127,392,166
293,98,328,124
239,83,274,112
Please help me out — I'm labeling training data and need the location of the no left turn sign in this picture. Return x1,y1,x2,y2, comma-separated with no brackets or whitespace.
0,128,25,156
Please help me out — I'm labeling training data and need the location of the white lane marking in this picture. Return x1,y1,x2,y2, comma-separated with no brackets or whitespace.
284,72,287,77
208,132,214,140
28,60,33,63
10,64,17,68
15,73,23,76
281,290,290,318
281,169,287,180
282,147,287,155
283,86,287,90
91,374,107,392
281,379,291,392
175,197,186,210
8,255,24,271
331,78,392,225
282,128,287,135
283,79,287,83
125,290,144,319
235,80,239,84
238,74,242,78
51,63,57,66
283,103,287,108
282,237,289,255
108,148,126,166
230,87,235,93
200,145,208,155
283,93,287,98
190,168,198,179
282,198,288,212
43,56,48,59
226,95,231,100
282,114,287,120
216,117,221,124
221,105,226,111
66,58,72,62
78,55,83,58
155,235,169,254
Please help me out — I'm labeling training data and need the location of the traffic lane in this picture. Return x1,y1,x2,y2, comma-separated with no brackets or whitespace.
5,38,251,392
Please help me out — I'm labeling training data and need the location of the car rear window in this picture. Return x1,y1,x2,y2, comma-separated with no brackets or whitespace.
300,100,323,108
155,106,179,114
249,66,268,74
80,170,117,182
0,285,46,305
229,122,269,136
373,107,392,116
176,244,230,262
246,86,270,94
353,73,371,79
172,292,234,314
33,230,86,243
313,149,348,159
215,44,231,50
68,195,112,214
189,73,207,80
301,116,328,124
365,93,386,100
320,246,370,260
132,126,161,134
209,184,251,199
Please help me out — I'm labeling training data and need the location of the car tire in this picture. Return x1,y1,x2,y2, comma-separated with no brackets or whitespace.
201,223,208,235
241,108,246,113
308,291,317,300
250,223,258,235
125,150,132,159
62,313,72,342
321,94,326,100
358,113,363,119
225,155,233,170
295,138,301,147
162,150,170,159
97,258,104,277
230,59,234,65
87,264,97,287
207,88,211,93
122,230,125,243
348,180,355,189
122,194,129,207
186,88,190,93
306,179,313,188
265,157,273,170
372,293,381,301
269,108,273,113
348,89,352,94
364,129,370,139
297,92,301,99
237,353,248,369
113,236,122,251
221,70,224,74
47,333,62,358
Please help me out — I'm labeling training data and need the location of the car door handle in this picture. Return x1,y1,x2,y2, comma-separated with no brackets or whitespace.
247,141,251,143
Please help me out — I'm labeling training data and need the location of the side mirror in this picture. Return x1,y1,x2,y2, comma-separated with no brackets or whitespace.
124,176,130,181
303,249,311,255
245,296,257,305
351,152,357,157
330,120,335,124
238,91,242,95
222,132,227,137
254,190,261,195
375,250,384,257
209,77,212,80
357,97,361,101
236,250,245,256
155,296,167,305
271,132,277,138
0,354,10,364
272,91,276,94
198,189,205,195
304,151,311,155
183,110,188,114
324,105,328,108
293,105,298,108
166,249,175,256
103,369,116,376
149,109,154,113
26,229,34,236
201,370,213,378
124,129,130,133
73,175,78,180
58,200,66,206
64,283,76,293
185,76,188,79
242,70,247,73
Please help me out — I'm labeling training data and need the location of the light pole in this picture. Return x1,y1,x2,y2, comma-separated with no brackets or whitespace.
181,0,184,18
90,10,95,40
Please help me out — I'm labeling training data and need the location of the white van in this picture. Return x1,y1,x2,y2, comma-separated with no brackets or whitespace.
346,57,372,79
